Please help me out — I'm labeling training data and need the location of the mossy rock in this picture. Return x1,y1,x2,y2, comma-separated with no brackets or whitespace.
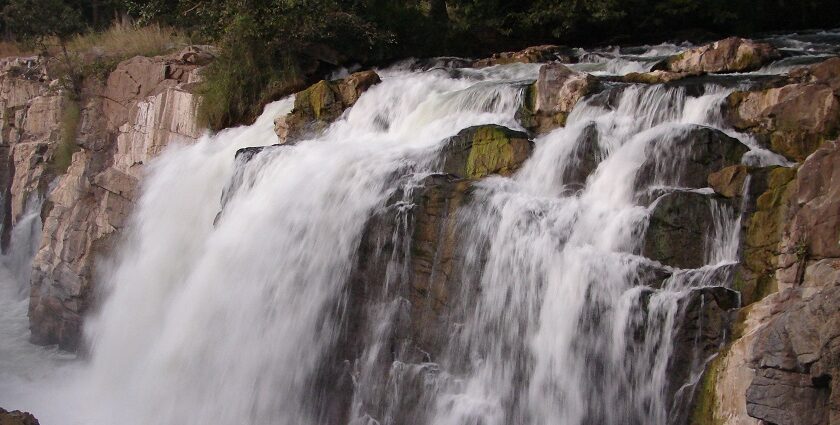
441,125,534,179
736,166,796,305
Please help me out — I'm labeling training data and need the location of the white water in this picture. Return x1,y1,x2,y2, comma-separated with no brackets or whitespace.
0,33,826,425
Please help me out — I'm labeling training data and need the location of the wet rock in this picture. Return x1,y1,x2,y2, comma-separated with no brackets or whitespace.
518,63,599,134
473,44,575,67
622,70,702,84
562,122,601,190
708,164,749,198
0,408,39,425
726,57,840,162
440,124,533,179
735,166,796,304
635,125,749,192
643,191,722,269
275,70,381,144
654,37,780,74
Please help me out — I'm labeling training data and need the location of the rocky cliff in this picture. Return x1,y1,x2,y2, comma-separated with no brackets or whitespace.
0,46,213,350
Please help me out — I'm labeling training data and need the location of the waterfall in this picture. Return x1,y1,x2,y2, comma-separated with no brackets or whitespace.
1,31,835,425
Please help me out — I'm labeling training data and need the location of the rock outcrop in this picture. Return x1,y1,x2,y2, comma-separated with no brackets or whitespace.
274,70,380,144
654,37,780,74
25,46,210,350
472,44,575,67
0,408,39,425
703,140,840,425
0,57,62,251
518,63,599,134
726,57,840,162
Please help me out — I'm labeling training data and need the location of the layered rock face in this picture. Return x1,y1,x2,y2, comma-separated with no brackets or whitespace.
15,47,212,350
0,57,62,251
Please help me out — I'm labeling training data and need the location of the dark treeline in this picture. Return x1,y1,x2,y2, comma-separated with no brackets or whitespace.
3,0,839,128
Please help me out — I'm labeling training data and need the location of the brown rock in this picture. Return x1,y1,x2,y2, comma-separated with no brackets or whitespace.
518,63,599,134
655,37,780,74
622,70,701,84
709,164,749,198
726,57,840,162
0,408,40,425
473,44,574,67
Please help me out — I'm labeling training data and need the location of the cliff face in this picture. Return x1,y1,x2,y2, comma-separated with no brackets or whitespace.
0,47,212,350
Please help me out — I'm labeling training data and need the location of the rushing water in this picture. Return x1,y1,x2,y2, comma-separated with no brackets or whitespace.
0,30,835,425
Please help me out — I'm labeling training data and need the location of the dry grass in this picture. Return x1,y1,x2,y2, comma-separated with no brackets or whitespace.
68,21,190,60
0,20,190,61
0,41,36,58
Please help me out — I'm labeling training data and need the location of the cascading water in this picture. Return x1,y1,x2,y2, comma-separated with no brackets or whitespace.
1,30,837,425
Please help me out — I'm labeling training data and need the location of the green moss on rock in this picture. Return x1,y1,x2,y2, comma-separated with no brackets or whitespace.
442,125,534,180
737,166,796,304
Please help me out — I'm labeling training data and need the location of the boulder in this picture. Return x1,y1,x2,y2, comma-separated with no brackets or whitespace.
518,63,599,134
0,408,39,425
654,37,780,74
635,125,749,192
440,125,534,179
473,44,575,68
708,164,749,198
726,57,840,162
275,70,381,144
643,191,722,269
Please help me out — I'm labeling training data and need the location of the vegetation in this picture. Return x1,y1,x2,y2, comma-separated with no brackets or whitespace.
2,0,839,129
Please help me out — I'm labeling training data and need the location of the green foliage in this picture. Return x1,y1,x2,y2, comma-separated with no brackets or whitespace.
2,0,84,47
